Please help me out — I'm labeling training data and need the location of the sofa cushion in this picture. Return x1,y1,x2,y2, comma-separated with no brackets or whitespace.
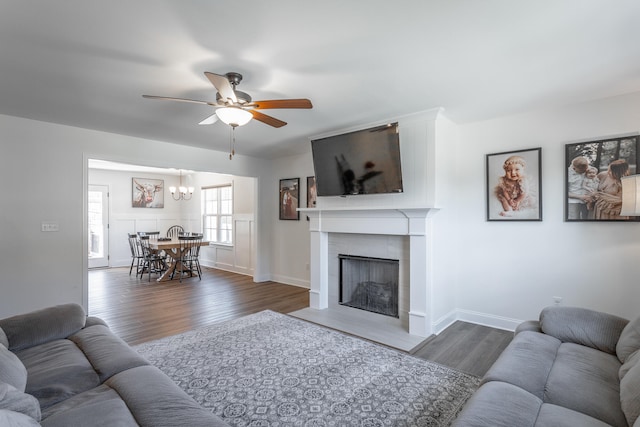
618,314,640,363
0,304,86,351
68,325,148,382
0,382,41,422
0,409,40,426
482,331,561,399
451,381,542,427
545,342,626,427
620,360,640,427
0,345,27,391
39,384,119,421
539,306,629,354
621,349,640,380
40,399,138,427
535,403,615,427
106,365,229,426
0,327,8,348
16,339,100,409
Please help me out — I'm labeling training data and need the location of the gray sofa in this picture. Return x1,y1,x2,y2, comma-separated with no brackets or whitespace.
0,303,229,426
453,306,640,427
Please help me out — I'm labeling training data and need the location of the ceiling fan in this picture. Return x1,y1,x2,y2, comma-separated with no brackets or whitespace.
143,71,313,128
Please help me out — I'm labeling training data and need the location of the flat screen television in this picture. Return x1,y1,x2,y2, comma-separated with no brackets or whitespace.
310,123,403,196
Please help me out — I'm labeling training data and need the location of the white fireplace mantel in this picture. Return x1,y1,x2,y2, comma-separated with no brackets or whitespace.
299,206,439,338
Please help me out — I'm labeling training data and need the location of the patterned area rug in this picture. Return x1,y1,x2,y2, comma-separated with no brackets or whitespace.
134,311,479,426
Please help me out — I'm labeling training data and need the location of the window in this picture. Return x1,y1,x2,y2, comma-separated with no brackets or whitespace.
202,185,233,244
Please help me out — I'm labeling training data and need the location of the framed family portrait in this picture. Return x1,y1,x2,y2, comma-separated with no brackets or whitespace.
565,136,640,222
132,178,164,208
486,148,542,221
279,178,300,220
307,176,317,208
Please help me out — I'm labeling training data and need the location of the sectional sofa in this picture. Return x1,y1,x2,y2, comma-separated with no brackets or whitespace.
453,306,640,427
0,303,229,426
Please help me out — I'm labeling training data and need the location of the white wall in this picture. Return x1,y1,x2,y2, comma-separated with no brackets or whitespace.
453,91,640,324
3,91,640,325
0,114,271,318
269,152,315,287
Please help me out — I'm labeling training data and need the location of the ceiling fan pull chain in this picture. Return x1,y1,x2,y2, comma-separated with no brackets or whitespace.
228,125,238,160
232,126,236,157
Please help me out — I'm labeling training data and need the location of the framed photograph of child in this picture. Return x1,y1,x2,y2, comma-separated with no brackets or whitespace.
486,148,542,221
279,178,300,220
565,136,640,222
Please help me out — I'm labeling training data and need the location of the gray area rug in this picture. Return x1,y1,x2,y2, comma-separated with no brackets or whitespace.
134,310,479,426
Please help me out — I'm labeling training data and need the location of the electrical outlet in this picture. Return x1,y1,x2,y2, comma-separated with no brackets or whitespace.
553,296,563,305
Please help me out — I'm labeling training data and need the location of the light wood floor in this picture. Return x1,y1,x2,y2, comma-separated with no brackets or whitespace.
88,267,512,377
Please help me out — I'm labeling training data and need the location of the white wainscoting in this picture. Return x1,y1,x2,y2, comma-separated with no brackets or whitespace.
199,214,254,277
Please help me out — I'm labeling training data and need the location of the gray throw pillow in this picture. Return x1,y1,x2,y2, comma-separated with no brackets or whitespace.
0,382,41,422
0,345,27,391
618,314,640,363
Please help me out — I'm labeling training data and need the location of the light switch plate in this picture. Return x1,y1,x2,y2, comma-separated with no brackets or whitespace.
41,222,60,232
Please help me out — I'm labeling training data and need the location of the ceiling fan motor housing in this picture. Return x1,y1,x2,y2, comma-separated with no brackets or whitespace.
216,90,252,105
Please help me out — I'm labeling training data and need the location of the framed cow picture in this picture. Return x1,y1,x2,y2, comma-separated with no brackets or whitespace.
132,178,164,208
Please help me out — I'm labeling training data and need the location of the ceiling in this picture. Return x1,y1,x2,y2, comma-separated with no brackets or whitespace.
2,1,640,159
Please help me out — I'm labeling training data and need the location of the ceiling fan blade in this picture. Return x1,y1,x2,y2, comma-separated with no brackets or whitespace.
249,99,313,110
204,72,237,104
198,113,219,125
250,110,287,128
142,95,217,106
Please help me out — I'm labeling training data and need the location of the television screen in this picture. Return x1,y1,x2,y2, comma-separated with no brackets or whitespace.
310,123,403,196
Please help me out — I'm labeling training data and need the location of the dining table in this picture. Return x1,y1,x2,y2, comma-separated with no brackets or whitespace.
148,237,210,282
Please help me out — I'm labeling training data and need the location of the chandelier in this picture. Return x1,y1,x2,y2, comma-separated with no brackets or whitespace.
169,170,194,201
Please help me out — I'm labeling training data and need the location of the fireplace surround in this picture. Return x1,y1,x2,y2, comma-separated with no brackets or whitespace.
301,207,438,338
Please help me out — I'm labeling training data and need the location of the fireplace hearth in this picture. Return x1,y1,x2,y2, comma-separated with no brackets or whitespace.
339,254,399,318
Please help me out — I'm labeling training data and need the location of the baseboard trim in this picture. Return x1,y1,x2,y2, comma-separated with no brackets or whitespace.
269,274,310,289
432,310,458,335
455,309,522,332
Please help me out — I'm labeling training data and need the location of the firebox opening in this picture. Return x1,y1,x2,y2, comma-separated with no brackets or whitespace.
339,254,399,318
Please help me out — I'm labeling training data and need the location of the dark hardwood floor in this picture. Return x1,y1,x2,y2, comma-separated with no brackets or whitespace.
89,267,512,377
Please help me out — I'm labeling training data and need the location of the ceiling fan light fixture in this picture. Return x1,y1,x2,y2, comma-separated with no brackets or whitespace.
216,107,252,127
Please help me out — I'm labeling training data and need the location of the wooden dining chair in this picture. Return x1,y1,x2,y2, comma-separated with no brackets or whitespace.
127,233,144,276
175,236,202,282
138,236,167,282
166,225,184,238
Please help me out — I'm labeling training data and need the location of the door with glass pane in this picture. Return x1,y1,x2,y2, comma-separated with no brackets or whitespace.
88,185,110,268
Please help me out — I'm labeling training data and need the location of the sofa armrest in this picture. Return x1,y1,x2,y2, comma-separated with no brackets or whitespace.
0,304,87,351
515,320,541,335
539,306,629,354
85,317,108,328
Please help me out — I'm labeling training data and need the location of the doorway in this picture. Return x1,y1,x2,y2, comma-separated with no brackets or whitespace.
88,184,109,268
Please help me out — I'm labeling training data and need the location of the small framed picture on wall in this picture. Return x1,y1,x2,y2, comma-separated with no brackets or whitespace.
132,178,164,208
279,178,300,220
307,176,317,208
565,136,640,222
486,148,542,221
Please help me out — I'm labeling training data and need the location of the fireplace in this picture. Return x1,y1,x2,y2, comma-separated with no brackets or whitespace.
302,207,437,338
339,254,399,318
